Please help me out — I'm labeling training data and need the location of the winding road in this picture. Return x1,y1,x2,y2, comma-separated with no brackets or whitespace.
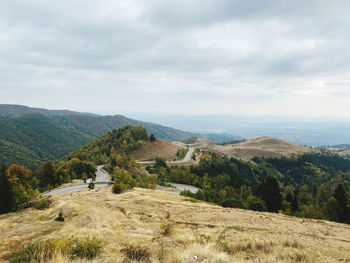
42,148,197,196
42,166,111,196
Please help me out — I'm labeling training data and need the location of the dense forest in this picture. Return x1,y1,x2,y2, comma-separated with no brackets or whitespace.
148,152,350,224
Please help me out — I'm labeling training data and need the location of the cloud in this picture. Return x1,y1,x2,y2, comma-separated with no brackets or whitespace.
1,0,350,118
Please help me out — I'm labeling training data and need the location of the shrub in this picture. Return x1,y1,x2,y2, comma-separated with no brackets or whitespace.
149,134,156,142
161,223,173,236
112,183,123,194
121,244,150,262
9,242,38,263
36,198,50,210
247,195,266,211
55,211,64,222
9,238,103,263
221,198,244,208
71,237,104,259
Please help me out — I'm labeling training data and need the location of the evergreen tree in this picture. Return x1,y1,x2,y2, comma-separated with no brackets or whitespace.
257,176,283,212
333,184,348,222
150,134,156,142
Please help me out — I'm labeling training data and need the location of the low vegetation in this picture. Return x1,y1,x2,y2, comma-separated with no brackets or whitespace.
175,148,189,160
9,237,104,263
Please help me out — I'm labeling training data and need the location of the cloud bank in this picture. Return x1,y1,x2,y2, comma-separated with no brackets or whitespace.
1,0,350,117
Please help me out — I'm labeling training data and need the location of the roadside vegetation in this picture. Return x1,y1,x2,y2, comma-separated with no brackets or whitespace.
0,125,150,214
175,148,189,160
148,152,350,224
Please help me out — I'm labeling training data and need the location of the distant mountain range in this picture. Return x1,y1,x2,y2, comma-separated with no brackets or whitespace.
0,104,238,167
129,113,350,146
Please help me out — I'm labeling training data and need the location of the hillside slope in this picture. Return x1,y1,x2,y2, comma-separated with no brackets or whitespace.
201,136,312,161
0,104,95,117
0,187,349,263
0,114,91,167
0,105,197,166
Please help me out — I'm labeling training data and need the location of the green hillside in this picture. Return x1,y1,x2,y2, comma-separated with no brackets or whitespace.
0,105,197,167
0,114,92,167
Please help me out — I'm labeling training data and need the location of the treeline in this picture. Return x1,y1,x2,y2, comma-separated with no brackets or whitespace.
148,152,350,224
64,125,148,165
0,158,95,214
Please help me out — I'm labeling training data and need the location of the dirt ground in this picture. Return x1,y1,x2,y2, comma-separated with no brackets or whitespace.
0,187,349,263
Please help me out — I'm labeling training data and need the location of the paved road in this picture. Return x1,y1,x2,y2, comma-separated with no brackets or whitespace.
42,150,198,196
138,147,195,165
42,166,110,196
95,165,110,181
168,183,199,194
42,183,108,196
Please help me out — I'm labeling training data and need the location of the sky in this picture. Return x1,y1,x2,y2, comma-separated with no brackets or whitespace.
1,0,350,118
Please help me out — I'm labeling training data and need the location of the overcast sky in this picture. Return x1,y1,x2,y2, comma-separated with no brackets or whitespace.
1,0,350,118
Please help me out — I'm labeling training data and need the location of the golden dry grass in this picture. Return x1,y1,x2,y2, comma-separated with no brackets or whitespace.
201,136,313,161
1,187,350,263
129,139,182,161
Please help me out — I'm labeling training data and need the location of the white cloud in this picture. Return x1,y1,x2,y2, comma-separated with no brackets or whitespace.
1,0,350,118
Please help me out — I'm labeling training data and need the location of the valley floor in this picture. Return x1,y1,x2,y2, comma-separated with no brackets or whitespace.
0,186,350,262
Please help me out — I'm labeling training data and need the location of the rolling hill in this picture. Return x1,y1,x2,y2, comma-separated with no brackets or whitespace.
0,114,91,167
200,136,313,161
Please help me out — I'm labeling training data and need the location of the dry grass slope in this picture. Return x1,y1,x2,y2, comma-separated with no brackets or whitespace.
1,187,350,262
129,139,183,161
202,136,313,161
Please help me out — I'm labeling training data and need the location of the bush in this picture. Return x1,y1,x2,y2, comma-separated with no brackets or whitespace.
55,211,64,222
112,183,124,194
121,244,150,262
221,198,244,208
71,237,104,259
9,238,104,263
149,134,156,142
247,195,266,211
161,223,173,236
36,198,50,210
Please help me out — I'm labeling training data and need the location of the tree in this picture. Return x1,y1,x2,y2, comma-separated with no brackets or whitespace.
112,167,136,194
257,176,282,212
327,196,341,221
0,165,14,214
150,134,156,142
155,157,167,168
6,164,39,209
333,184,348,222
39,161,57,187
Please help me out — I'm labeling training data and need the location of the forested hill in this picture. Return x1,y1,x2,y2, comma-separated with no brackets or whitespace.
0,107,195,167
0,104,96,117
0,114,91,167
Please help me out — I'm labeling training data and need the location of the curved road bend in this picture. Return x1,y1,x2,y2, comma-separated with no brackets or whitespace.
42,166,110,196
42,151,198,196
